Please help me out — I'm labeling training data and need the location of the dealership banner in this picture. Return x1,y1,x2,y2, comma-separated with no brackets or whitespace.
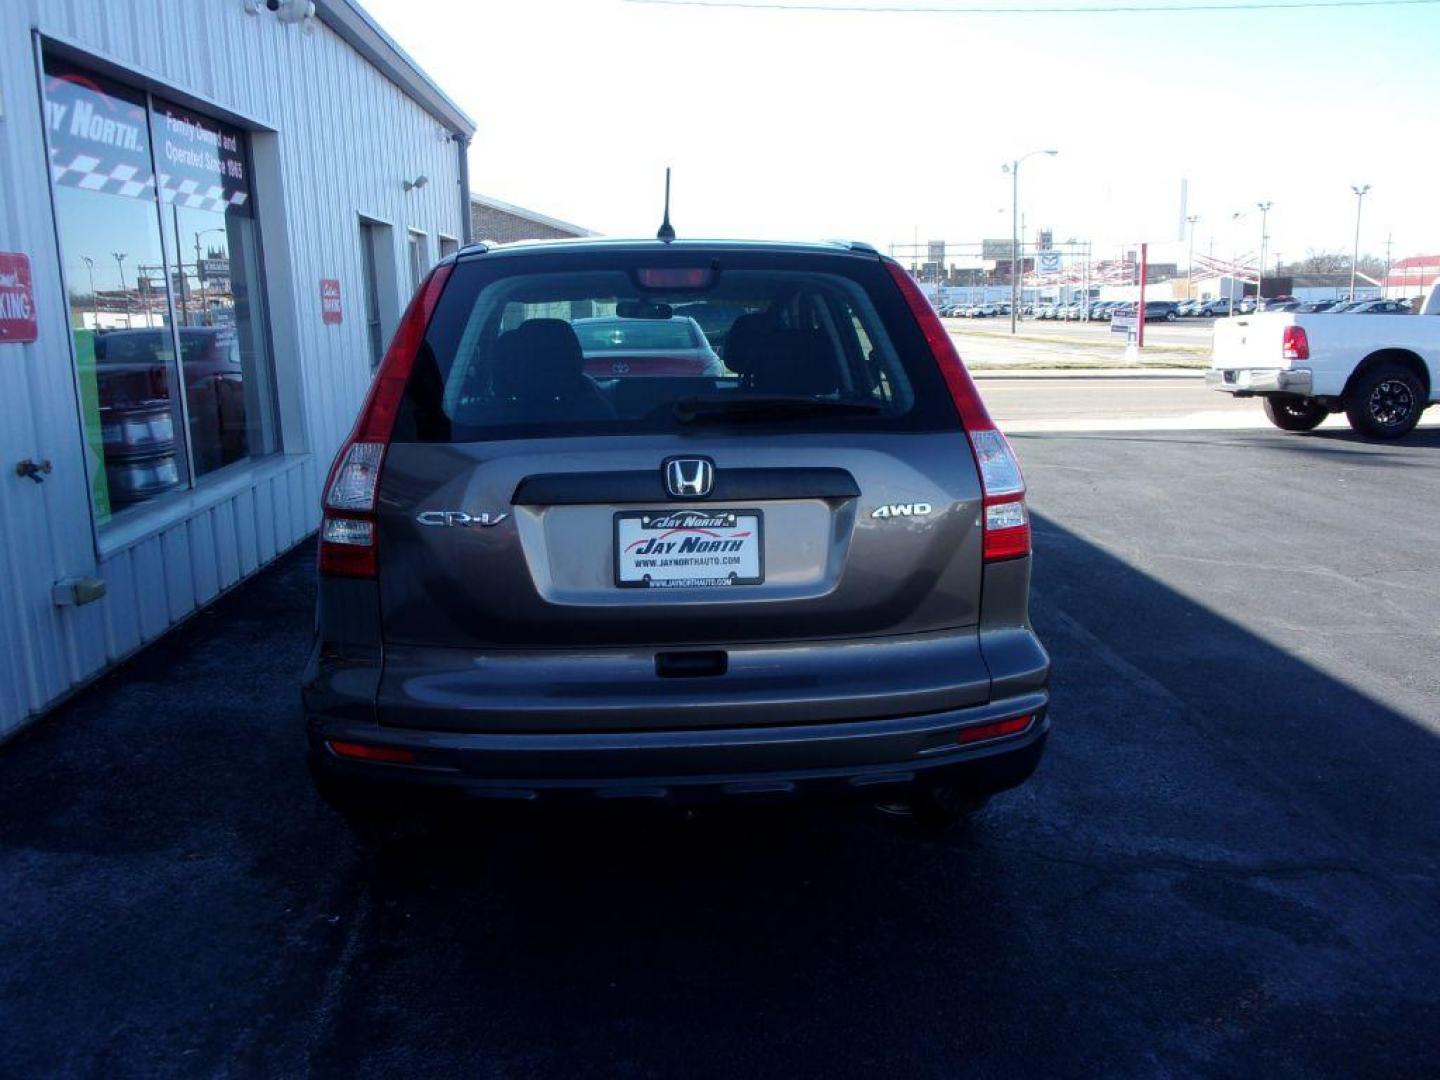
45,61,250,216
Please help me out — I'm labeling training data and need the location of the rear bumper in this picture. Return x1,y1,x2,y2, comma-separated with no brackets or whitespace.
306,692,1050,805
1206,367,1314,396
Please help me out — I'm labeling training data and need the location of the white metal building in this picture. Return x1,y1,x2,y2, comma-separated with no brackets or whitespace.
0,0,474,737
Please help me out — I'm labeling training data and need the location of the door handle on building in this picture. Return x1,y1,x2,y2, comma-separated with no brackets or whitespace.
15,458,53,483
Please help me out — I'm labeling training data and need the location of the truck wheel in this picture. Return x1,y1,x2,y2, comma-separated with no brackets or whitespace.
1262,397,1327,432
1344,363,1425,439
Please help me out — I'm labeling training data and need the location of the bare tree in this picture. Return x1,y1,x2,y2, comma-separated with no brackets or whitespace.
1277,249,1387,277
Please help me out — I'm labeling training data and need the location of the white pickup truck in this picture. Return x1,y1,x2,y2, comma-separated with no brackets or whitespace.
1207,285,1439,438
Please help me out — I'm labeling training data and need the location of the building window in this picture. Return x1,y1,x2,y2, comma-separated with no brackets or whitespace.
408,230,428,292
438,235,458,260
359,219,388,369
43,54,277,528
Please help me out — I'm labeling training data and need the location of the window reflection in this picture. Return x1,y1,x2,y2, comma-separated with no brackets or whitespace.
43,56,279,527
45,59,186,522
154,97,276,480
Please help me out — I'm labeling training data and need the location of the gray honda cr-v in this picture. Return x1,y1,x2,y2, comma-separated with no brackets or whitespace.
303,239,1050,830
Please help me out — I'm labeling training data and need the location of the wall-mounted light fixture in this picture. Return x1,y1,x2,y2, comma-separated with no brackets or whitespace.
403,176,429,193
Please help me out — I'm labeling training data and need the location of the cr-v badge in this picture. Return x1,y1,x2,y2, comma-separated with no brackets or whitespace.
416,510,509,527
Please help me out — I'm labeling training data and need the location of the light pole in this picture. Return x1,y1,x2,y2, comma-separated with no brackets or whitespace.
112,252,130,329
1228,212,1243,316
1256,201,1271,307
1003,149,1057,334
81,256,98,331
1350,184,1370,301
1185,214,1200,300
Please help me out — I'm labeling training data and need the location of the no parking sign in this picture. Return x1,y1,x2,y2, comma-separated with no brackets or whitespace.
0,253,38,344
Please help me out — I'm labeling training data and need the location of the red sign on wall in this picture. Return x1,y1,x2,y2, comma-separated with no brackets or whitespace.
320,278,342,325
0,253,38,344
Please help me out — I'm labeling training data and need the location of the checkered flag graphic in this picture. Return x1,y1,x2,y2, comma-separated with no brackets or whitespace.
51,153,155,199
158,175,249,214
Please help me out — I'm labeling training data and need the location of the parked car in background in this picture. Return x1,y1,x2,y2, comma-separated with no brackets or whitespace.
1139,300,1180,322
1261,296,1300,311
305,238,1051,832
1238,298,1258,315
1198,298,1236,317
1208,282,1438,438
1297,299,1340,313
1341,299,1413,315
573,315,725,379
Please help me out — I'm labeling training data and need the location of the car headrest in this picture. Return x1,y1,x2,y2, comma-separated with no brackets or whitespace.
751,328,840,397
723,313,771,378
492,319,585,398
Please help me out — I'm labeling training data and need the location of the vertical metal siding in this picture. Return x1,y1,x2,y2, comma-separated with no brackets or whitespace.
0,0,467,737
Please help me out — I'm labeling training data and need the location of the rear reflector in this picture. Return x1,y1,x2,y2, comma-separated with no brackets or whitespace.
884,259,1030,562
957,714,1033,745
327,740,417,764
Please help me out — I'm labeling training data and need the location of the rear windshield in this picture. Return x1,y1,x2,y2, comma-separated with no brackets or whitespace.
395,250,960,442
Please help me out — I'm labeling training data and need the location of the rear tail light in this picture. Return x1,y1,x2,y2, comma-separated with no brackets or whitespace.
1282,325,1309,362
884,259,1031,562
319,263,452,578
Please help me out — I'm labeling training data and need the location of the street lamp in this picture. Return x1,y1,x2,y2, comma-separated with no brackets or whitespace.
112,252,130,329
1185,215,1200,300
1350,184,1371,302
81,256,98,331
1256,201,1272,306
1003,149,1058,334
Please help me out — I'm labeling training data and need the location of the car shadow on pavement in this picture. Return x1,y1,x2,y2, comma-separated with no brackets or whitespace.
1,516,1438,1079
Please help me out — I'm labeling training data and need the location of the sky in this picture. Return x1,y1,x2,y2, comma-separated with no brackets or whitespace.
361,0,1440,268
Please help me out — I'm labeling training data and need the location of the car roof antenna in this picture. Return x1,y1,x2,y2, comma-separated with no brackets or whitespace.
656,167,675,243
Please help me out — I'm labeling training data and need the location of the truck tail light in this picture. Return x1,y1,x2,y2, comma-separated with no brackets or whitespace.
319,263,452,578
885,259,1031,563
1282,325,1310,362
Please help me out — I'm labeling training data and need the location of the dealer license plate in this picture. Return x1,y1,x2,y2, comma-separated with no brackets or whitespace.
614,510,763,588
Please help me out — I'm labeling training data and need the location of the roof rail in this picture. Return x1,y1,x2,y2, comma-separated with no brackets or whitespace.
458,241,490,255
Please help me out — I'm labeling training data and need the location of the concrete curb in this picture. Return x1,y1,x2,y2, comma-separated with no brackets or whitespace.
972,368,1206,380
947,326,1207,356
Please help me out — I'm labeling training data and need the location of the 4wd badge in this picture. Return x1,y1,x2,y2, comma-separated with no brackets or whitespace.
871,503,932,519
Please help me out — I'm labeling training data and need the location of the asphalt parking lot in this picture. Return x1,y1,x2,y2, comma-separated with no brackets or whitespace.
3,425,1438,1077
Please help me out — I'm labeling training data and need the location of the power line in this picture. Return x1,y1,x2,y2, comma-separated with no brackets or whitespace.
626,0,1440,14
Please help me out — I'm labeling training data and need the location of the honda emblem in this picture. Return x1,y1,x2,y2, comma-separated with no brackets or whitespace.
664,457,714,498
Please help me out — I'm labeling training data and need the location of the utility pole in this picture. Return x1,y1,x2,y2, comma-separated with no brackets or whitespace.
1350,184,1370,301
1256,202,1272,306
1385,231,1394,296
